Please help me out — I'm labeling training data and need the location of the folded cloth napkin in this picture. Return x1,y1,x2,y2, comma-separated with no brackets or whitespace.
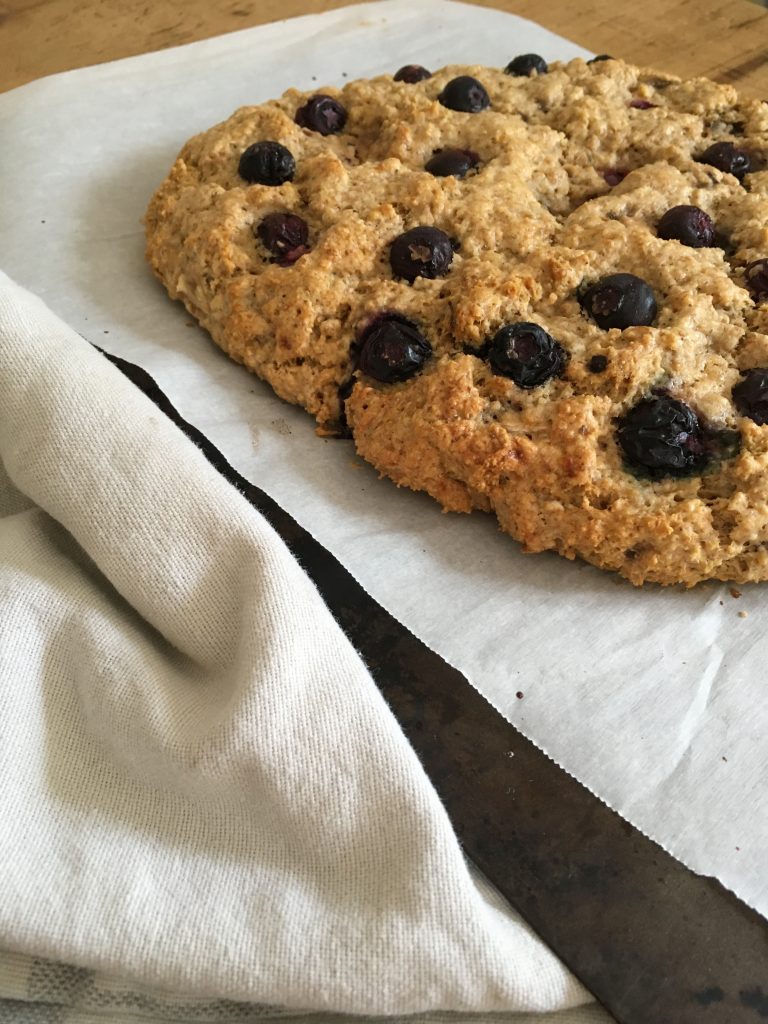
0,271,608,1021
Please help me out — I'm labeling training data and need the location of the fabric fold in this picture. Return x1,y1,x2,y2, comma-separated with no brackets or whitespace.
0,272,593,1016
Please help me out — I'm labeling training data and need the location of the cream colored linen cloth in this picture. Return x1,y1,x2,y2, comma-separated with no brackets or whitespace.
0,271,610,1021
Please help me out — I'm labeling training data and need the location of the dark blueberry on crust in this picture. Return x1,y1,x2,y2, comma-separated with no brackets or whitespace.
394,64,432,83
602,168,628,186
356,313,432,383
588,54,614,63
438,76,490,113
295,94,347,135
256,213,310,265
696,141,751,181
425,148,479,178
629,99,656,109
617,396,706,477
505,54,548,77
389,226,454,283
744,259,768,301
588,354,608,373
657,205,715,248
487,322,567,388
733,369,768,425
580,273,658,330
238,141,295,185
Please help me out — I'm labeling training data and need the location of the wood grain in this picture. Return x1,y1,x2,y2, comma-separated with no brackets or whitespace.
1,0,766,96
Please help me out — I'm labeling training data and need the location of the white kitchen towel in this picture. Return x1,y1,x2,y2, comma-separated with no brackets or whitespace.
0,270,608,1020
0,953,612,1024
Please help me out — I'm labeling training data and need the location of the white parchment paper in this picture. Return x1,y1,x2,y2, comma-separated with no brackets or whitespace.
2,0,766,918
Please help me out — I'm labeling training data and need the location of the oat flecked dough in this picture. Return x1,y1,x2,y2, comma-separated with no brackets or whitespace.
145,58,768,586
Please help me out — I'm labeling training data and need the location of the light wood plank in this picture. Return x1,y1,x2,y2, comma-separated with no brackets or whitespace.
1,0,766,95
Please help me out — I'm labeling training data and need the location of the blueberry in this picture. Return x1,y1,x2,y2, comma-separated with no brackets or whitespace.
588,54,614,63
389,226,454,283
733,369,768,424
744,259,768,301
602,168,628,187
505,53,548,77
588,354,608,373
629,99,656,109
580,273,658,330
295,94,347,135
438,76,490,113
617,396,705,476
256,212,310,265
238,141,295,185
394,64,432,83
487,322,567,388
425,147,479,178
657,205,715,248
356,313,432,382
696,141,751,181
602,167,628,187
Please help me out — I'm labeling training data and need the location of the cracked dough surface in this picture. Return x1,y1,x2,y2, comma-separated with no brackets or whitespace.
145,57,768,586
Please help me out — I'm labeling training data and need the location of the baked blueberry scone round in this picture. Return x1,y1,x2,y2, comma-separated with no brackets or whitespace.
144,56,768,586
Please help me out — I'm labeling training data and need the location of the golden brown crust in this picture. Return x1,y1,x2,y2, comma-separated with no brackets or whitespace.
145,58,768,586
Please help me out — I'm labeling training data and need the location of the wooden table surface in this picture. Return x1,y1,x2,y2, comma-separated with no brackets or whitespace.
1,0,767,96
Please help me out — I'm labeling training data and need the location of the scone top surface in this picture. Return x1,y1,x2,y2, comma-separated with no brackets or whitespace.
145,56,768,586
